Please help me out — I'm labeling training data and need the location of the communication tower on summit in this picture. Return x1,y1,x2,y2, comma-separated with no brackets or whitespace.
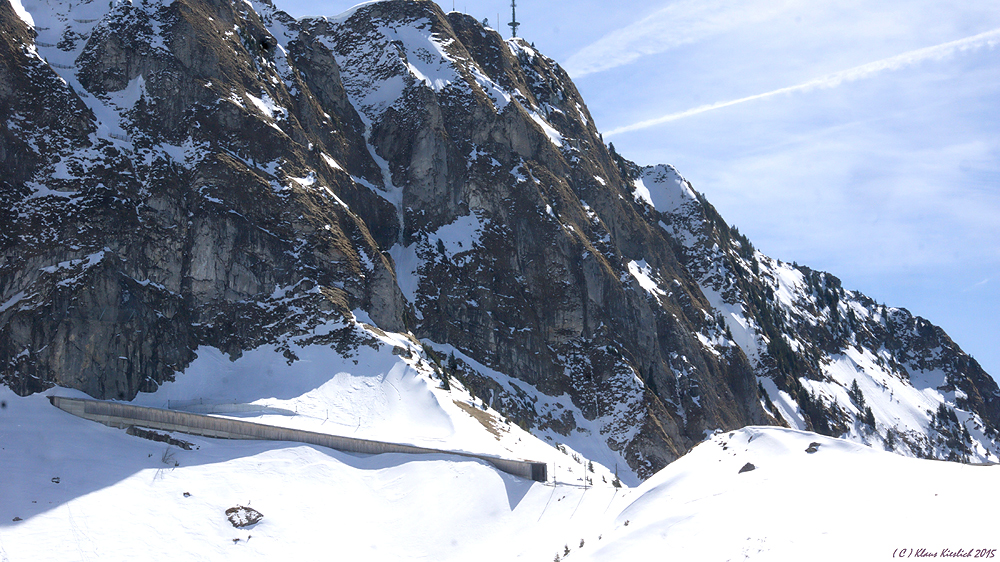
509,0,520,38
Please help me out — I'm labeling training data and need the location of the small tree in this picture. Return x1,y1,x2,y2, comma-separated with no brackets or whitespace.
849,379,866,410
864,406,876,428
885,428,897,450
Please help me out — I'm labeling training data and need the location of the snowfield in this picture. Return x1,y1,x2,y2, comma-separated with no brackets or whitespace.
1,387,581,561
580,428,1000,561
3,377,997,561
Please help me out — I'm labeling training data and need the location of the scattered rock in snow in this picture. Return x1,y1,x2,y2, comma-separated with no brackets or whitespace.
12,516,22,522
738,462,756,474
50,477,60,484
226,506,263,528
806,442,821,454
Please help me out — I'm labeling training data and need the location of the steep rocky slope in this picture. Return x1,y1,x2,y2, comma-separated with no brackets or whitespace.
626,162,1000,462
2,0,406,402
2,0,997,478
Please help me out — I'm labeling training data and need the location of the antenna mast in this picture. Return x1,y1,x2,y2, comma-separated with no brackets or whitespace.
509,0,520,38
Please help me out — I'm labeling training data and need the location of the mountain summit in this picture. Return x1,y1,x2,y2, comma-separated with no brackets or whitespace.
2,0,998,479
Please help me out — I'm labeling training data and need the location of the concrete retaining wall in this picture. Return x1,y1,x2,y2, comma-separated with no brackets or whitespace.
49,396,548,482
167,400,297,416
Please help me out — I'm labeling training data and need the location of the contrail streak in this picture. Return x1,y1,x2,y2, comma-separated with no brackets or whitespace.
565,0,795,77
605,28,1000,137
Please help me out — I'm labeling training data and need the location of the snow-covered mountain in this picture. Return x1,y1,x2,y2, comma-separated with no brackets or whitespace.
626,161,1000,463
2,0,998,494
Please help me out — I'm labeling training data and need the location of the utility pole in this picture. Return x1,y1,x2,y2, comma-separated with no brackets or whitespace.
509,0,520,38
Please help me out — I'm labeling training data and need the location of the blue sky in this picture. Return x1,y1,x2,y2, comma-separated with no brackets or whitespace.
281,0,1000,381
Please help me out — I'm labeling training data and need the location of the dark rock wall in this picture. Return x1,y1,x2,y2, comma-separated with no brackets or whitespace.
1,0,404,398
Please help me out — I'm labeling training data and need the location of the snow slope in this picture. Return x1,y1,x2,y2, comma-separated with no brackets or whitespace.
0,315,622,560
4,386,996,561
583,427,999,561
0,386,609,561
0,336,619,562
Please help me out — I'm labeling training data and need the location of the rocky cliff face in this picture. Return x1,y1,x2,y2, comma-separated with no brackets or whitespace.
627,162,1000,462
2,0,998,478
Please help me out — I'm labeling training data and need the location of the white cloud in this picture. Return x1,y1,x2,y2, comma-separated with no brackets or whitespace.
564,0,798,77
968,278,991,291
604,27,1000,136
